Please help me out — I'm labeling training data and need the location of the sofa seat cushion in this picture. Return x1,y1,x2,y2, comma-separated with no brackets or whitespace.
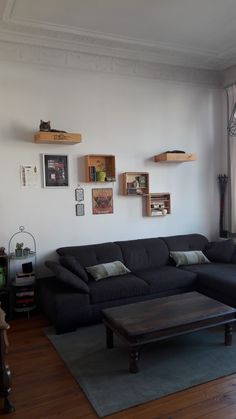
115,238,169,271
89,273,149,304
182,263,236,298
134,266,197,293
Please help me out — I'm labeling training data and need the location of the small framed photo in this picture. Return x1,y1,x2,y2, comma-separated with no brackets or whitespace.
75,203,85,216
75,187,84,202
42,154,69,188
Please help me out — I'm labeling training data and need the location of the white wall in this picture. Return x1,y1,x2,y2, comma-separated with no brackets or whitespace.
0,61,223,275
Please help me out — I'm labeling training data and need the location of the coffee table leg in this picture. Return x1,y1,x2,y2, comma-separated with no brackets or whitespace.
225,323,233,346
106,326,114,349
129,347,140,373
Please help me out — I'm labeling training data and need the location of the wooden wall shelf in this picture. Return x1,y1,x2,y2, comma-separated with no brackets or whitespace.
85,155,116,182
123,172,149,196
154,153,197,162
34,132,82,145
145,193,171,216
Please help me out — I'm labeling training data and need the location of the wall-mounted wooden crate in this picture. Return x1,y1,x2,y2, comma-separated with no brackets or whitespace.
145,193,171,216
122,172,149,196
85,155,116,182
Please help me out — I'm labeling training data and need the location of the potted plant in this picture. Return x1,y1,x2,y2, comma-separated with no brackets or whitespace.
15,242,24,257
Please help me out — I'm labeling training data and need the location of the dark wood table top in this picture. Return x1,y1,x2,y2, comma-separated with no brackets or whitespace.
102,292,236,342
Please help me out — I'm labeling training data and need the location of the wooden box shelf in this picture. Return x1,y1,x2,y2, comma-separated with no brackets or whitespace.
34,132,82,144
154,152,196,162
85,155,116,182
122,172,149,196
145,193,171,216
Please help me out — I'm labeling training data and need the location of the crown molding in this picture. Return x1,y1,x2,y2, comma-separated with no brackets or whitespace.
0,37,222,87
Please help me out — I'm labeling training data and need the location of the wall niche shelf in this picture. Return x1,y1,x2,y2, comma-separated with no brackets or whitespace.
145,193,171,216
154,152,197,162
85,155,116,182
123,172,149,196
34,132,82,145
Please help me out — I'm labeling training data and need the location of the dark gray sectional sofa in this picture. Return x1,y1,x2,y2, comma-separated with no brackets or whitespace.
38,233,236,334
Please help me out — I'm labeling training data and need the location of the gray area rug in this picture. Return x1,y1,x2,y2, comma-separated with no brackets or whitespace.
45,324,236,417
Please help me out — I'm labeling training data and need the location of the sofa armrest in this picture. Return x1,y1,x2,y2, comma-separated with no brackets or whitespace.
45,260,90,294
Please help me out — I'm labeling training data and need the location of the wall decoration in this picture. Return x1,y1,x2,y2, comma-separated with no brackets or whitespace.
75,203,85,216
20,165,38,187
75,187,84,202
92,188,113,215
42,154,69,188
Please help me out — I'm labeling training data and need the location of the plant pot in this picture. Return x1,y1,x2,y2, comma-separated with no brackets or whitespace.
96,171,106,182
15,249,23,257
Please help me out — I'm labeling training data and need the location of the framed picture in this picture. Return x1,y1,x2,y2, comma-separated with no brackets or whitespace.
42,154,69,188
92,188,113,215
75,203,85,216
75,187,84,202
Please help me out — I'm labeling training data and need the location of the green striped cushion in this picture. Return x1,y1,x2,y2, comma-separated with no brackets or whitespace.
170,250,210,267
86,261,130,281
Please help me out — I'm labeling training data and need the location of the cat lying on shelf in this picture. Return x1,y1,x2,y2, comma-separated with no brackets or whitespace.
39,120,67,133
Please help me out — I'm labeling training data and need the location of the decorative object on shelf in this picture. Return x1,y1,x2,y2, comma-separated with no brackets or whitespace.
122,172,149,195
8,226,36,316
85,155,116,182
42,154,69,188
15,242,24,257
218,174,229,238
92,188,113,215
154,152,197,162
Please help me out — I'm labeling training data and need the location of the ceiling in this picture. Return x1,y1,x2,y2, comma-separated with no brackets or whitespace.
1,0,236,70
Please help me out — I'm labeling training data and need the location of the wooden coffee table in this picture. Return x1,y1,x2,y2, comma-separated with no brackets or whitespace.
102,292,236,373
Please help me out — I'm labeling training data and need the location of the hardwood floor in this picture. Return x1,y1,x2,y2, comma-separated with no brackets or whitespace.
1,313,236,418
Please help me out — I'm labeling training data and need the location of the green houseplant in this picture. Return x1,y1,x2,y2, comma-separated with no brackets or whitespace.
15,242,24,257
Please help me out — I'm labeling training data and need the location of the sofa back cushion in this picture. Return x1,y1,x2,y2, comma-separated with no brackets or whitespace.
57,242,124,270
60,255,89,283
161,234,208,252
115,238,169,271
203,239,235,263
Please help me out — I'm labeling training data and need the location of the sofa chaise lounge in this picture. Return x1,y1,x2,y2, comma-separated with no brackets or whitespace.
38,233,236,334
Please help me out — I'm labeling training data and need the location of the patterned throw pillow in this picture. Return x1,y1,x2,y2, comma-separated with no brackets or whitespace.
85,261,130,281
170,250,210,267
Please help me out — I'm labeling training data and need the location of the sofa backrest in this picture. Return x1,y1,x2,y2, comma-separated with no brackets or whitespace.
115,238,169,271
161,234,208,251
57,242,124,268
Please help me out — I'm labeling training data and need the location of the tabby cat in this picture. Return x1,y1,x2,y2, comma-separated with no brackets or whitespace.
39,120,66,132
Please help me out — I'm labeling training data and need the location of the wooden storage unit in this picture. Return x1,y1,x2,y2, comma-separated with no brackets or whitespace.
85,155,116,182
34,132,82,144
145,193,171,216
154,152,196,162
123,172,149,196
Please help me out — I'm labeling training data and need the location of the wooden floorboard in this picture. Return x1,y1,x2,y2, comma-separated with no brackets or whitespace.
1,313,236,418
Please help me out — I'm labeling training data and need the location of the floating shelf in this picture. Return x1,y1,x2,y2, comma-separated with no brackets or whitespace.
34,132,82,145
154,153,197,162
